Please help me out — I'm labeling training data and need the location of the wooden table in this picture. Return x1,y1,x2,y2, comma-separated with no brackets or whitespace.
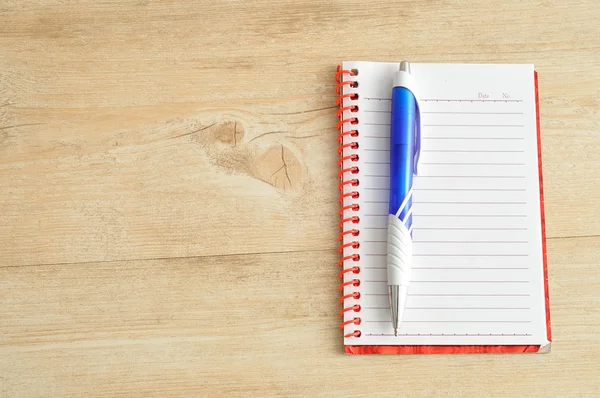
1,0,599,396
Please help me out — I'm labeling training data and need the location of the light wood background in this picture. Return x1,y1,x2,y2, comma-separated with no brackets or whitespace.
1,0,599,396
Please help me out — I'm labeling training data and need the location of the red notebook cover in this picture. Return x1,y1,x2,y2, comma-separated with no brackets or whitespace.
335,66,551,354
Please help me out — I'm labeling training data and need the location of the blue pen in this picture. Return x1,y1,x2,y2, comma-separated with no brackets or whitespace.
387,61,420,336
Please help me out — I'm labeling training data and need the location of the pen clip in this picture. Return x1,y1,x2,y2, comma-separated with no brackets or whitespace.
413,100,421,175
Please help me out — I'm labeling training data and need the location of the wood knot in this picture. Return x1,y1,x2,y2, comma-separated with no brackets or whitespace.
186,120,303,193
211,121,244,147
255,145,302,192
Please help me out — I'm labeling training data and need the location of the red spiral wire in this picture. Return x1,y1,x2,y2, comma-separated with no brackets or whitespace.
335,66,361,339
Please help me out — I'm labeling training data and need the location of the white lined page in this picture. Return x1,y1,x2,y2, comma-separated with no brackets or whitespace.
340,62,548,346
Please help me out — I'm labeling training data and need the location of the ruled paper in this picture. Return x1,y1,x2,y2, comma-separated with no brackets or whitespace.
340,62,548,346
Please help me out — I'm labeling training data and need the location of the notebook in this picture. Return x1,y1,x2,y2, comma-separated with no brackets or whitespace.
335,62,551,354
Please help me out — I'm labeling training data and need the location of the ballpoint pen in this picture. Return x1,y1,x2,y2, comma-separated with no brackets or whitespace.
387,61,421,336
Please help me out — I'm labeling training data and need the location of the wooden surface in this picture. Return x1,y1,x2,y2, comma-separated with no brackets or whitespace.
1,0,599,396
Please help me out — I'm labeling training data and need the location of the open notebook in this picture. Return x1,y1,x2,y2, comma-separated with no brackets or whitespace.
335,62,551,354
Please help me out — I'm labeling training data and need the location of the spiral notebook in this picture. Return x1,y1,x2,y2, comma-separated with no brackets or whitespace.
335,62,551,354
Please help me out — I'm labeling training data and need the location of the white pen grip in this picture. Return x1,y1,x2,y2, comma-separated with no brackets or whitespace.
387,215,413,286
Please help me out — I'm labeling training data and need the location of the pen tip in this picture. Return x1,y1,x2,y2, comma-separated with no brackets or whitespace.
399,61,411,73
394,327,399,337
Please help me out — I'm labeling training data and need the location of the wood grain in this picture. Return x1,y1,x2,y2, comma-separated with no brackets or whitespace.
1,0,599,395
1,239,599,396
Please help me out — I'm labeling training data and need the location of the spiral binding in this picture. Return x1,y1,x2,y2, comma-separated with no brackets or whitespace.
335,66,361,339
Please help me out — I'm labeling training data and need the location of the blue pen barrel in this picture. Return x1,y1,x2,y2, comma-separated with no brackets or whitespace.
389,86,417,229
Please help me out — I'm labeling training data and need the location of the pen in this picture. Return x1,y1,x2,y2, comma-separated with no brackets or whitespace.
387,61,421,336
